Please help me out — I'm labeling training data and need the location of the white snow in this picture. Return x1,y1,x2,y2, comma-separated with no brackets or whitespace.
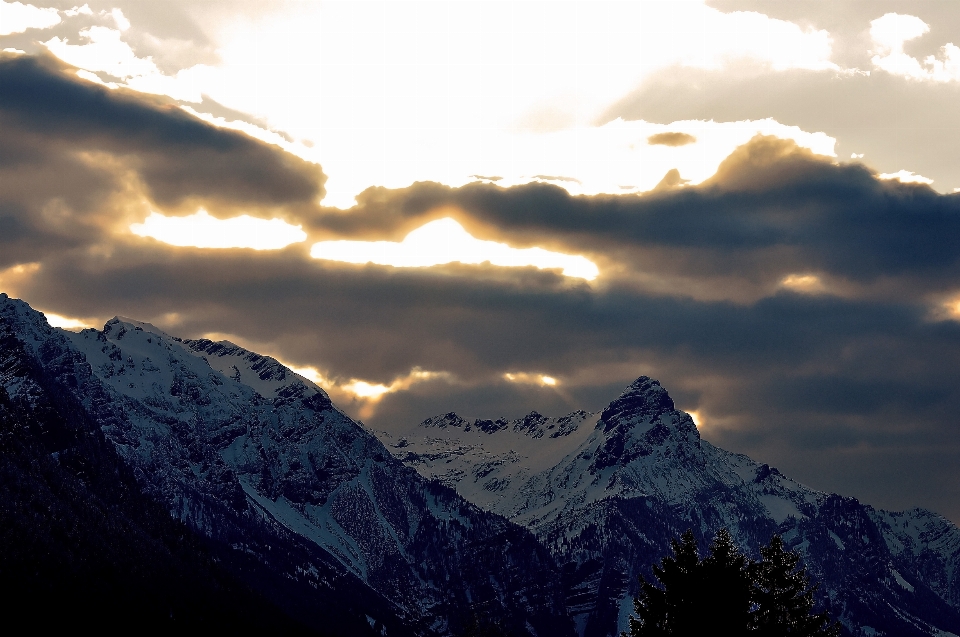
758,494,805,524
891,568,915,593
829,530,846,550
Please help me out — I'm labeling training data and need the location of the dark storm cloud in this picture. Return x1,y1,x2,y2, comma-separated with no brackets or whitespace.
647,132,697,147
308,137,960,298
0,54,324,210
0,121,119,268
16,236,960,520
3,53,960,521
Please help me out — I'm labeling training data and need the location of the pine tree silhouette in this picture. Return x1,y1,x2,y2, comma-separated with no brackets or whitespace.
628,529,698,636
625,530,839,636
627,529,752,635
700,528,753,631
749,535,839,636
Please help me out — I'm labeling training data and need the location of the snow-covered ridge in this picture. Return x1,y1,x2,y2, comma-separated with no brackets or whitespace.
383,374,960,637
420,409,589,439
0,295,572,635
3,293,960,637
182,337,332,406
386,375,815,534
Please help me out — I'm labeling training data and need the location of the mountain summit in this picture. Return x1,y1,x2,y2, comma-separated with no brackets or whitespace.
0,294,571,636
2,293,960,636
386,376,960,637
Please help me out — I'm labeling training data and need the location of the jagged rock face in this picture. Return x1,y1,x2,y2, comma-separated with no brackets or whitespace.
0,295,573,636
5,291,960,637
386,375,960,637
598,377,676,429
591,384,695,473
0,299,397,633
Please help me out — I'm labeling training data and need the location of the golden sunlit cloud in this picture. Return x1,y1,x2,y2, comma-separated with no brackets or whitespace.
927,297,960,324
131,210,307,250
342,368,450,402
311,118,837,208
870,13,960,83
311,218,599,281
33,2,842,208
341,380,391,400
290,365,449,403
780,274,825,294
44,18,211,102
42,312,94,331
944,299,960,320
879,170,934,185
287,365,337,389
75,68,118,88
503,372,559,387
337,368,453,421
687,410,702,428
0,1,61,36
207,336,448,407
0,262,40,296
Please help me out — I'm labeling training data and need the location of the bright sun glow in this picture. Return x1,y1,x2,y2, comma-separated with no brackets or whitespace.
780,274,824,293
341,368,449,402
341,380,392,399
287,365,336,388
0,1,61,36
35,2,843,208
945,300,960,320
311,218,599,280
687,410,702,428
131,210,307,250
0,261,41,297
503,372,559,387
289,364,448,403
878,170,934,185
870,13,960,83
43,312,94,331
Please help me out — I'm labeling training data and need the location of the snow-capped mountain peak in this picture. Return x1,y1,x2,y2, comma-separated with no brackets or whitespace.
0,294,573,636
385,376,960,637
4,293,960,637
597,376,679,429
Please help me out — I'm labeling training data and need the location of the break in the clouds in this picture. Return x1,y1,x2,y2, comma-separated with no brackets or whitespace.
3,2,960,531
4,50,960,523
0,0,847,207
310,218,599,281
0,1,61,36
131,210,307,250
0,53,324,269
869,12,960,82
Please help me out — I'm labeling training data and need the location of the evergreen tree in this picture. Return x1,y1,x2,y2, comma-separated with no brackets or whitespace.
749,535,839,637
625,530,840,636
628,529,699,636
627,529,752,635
700,528,753,631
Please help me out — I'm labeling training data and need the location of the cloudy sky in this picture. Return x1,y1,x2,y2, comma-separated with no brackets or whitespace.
2,0,960,522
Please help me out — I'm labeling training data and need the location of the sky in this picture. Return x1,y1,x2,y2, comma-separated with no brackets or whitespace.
2,0,960,522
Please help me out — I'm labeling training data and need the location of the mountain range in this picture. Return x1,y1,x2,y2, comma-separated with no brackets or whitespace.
1,292,959,636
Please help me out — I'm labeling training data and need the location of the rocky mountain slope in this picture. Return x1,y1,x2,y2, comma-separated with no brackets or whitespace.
381,378,960,637
3,291,959,636
0,316,314,631
0,294,572,635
